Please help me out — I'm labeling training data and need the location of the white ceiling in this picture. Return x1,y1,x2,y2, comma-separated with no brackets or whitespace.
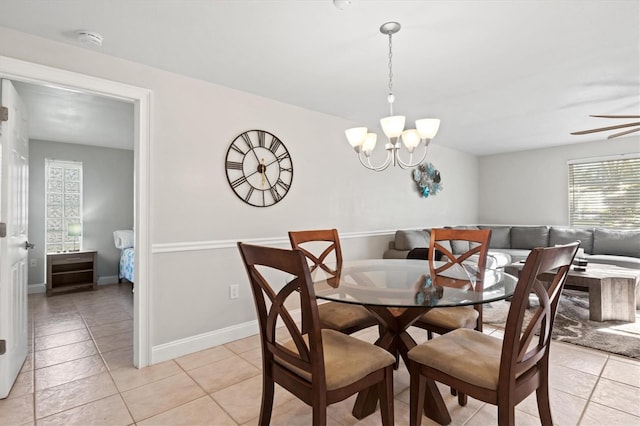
1,0,638,155
12,82,134,150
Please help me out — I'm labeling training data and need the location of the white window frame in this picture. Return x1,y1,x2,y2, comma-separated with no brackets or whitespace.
45,159,83,253
568,153,640,229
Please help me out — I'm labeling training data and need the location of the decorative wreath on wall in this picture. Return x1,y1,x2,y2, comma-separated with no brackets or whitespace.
412,162,442,198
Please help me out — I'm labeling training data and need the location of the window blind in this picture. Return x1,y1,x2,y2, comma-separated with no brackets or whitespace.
568,156,640,229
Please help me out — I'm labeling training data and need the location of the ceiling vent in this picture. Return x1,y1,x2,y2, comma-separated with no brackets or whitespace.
75,30,103,47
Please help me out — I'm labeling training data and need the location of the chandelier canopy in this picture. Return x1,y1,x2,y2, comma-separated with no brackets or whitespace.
345,22,440,171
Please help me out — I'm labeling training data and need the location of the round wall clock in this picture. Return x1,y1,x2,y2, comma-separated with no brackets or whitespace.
225,130,293,207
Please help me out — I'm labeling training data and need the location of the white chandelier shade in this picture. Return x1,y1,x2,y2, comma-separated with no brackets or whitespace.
345,22,440,172
380,115,405,138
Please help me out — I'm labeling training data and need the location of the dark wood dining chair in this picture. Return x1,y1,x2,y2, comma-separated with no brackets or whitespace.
413,228,492,337
237,242,395,426
289,229,378,335
407,242,579,426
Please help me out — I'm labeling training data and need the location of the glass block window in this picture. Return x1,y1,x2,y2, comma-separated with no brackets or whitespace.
568,154,640,229
45,159,83,253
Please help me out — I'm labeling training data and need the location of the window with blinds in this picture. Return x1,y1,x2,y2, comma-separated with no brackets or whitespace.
45,159,83,253
568,155,640,229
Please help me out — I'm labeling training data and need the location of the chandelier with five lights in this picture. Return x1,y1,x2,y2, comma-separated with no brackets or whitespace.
345,22,440,171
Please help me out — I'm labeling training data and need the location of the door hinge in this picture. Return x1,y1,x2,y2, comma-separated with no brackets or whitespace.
0,106,7,122
0,223,6,238
0,340,6,355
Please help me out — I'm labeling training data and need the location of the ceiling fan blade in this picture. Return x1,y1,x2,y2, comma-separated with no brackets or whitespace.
571,121,640,135
607,127,640,139
590,115,640,119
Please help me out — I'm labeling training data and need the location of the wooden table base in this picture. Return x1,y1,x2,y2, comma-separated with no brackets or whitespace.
351,306,452,425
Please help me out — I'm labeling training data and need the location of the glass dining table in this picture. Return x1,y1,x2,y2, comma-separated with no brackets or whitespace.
311,258,518,424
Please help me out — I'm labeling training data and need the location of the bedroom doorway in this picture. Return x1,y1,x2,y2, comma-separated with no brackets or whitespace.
0,57,151,378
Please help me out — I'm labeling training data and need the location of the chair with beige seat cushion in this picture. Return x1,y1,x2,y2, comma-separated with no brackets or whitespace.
413,228,492,337
411,228,492,406
407,242,579,426
238,242,395,426
289,229,378,335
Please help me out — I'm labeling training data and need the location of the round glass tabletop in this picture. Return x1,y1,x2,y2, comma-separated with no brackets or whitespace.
312,258,518,308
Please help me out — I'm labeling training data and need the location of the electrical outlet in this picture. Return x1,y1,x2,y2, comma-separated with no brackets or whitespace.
229,284,239,299
29,259,37,267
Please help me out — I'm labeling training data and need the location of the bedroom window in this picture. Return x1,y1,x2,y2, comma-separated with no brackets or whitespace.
568,154,640,229
45,159,83,253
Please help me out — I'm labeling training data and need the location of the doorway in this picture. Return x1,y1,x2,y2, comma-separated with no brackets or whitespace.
15,81,135,295
0,56,151,370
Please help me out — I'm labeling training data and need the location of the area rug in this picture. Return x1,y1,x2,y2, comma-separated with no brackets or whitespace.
483,289,640,359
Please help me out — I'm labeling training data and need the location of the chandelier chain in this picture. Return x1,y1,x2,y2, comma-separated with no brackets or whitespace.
387,34,393,95
344,21,440,172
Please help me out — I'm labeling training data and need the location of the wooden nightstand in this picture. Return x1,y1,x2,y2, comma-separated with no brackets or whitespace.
46,250,97,296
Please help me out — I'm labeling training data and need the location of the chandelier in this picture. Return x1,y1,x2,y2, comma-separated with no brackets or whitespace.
345,22,440,171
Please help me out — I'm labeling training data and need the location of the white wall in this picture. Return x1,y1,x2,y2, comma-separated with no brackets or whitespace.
478,136,640,225
0,27,479,357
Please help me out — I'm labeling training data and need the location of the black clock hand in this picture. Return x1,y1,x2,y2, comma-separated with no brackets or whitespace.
264,157,282,168
245,168,262,179
245,156,279,180
250,147,261,165
244,151,289,183
263,172,274,190
245,159,270,180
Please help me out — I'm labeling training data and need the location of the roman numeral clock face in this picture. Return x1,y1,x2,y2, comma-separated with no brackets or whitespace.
225,130,293,207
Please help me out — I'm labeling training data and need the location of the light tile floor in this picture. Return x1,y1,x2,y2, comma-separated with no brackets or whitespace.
1,283,639,425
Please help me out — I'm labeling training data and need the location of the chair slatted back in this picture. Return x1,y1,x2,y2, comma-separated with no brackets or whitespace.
428,228,492,287
500,242,578,389
237,242,326,387
289,229,342,276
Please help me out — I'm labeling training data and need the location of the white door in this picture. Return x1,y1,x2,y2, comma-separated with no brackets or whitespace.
0,79,30,399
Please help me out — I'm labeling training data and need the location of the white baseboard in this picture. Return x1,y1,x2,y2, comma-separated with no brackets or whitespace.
98,275,119,285
151,319,260,364
28,283,46,294
151,308,303,364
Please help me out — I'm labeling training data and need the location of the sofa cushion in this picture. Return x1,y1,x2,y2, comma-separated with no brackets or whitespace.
438,239,453,254
383,249,411,259
449,226,480,254
511,226,549,249
549,227,594,254
394,230,430,251
489,248,531,263
479,226,511,249
592,228,640,258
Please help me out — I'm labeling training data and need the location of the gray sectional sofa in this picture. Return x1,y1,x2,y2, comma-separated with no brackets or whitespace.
383,225,640,270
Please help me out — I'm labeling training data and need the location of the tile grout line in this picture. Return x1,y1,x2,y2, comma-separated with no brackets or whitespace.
31,289,134,423
178,359,241,425
32,296,100,423
575,353,610,425
32,298,80,421
78,295,139,426
29,302,36,425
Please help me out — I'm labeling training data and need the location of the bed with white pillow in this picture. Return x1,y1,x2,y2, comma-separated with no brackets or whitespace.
114,230,135,283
